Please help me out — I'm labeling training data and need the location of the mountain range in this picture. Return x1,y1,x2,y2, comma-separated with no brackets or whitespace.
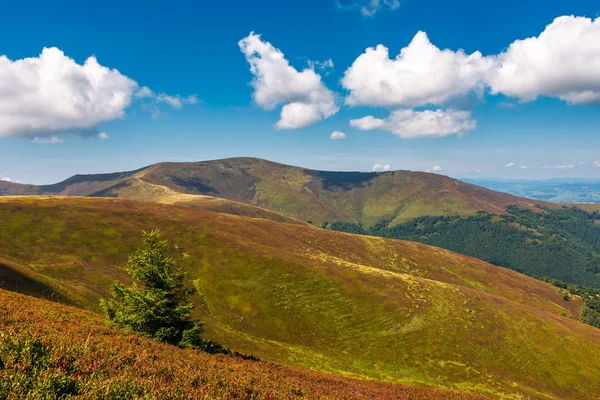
3,157,599,287
1,196,600,399
0,157,552,227
2,158,600,399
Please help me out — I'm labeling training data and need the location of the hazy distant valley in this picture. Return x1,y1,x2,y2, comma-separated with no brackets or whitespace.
464,178,600,204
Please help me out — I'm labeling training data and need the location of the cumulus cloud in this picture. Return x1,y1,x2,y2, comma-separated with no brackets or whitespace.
239,32,338,129
342,15,600,113
330,131,347,140
372,163,391,172
336,0,400,17
427,165,443,172
0,48,196,141
541,164,574,169
1,177,11,182
342,31,493,108
0,47,135,140
520,165,528,169
487,16,600,104
505,162,515,168
349,109,476,139
349,115,385,131
98,132,110,140
594,160,600,167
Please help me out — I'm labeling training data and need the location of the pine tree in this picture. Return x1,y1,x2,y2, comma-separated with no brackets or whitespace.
100,230,208,349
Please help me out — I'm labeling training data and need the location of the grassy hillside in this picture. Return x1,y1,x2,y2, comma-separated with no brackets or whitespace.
0,157,551,227
328,206,600,288
1,197,600,399
0,290,486,400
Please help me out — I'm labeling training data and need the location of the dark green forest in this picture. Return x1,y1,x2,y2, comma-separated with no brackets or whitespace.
325,206,600,327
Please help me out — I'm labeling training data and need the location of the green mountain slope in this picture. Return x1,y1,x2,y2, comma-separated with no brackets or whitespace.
1,289,486,400
328,205,600,288
0,157,551,227
3,158,596,290
1,196,599,399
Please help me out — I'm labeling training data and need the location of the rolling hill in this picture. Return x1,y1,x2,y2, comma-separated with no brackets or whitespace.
1,196,600,399
328,205,600,288
3,157,598,288
0,289,485,400
0,157,551,227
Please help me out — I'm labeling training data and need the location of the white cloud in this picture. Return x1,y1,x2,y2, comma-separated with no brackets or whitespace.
156,93,198,110
330,131,347,140
594,160,600,167
135,86,154,99
350,109,476,139
308,59,334,73
336,0,400,17
342,31,493,107
33,136,63,144
487,16,600,104
239,32,338,129
360,0,400,16
541,164,575,169
372,163,391,172
349,115,385,131
98,132,110,140
276,103,322,129
135,87,198,112
505,162,515,168
0,48,136,139
1,177,11,182
520,165,529,169
343,15,600,111
0,48,196,140
430,165,443,172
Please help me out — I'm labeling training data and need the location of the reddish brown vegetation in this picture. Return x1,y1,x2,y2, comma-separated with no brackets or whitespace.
0,289,487,399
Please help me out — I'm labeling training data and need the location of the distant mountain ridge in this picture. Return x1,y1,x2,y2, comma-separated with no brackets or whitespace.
0,157,553,227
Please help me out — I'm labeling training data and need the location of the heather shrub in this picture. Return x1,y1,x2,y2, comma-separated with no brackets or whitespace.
0,334,81,399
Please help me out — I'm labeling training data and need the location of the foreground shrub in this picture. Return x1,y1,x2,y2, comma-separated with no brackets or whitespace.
100,230,222,352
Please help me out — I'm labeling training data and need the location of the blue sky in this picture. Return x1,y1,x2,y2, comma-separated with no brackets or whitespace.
1,0,599,184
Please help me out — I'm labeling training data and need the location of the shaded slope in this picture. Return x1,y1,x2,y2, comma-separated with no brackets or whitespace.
92,173,307,225
0,289,484,400
0,180,41,196
0,256,73,304
0,197,599,399
0,169,143,196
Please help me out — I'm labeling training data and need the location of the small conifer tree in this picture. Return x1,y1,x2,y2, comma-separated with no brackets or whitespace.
100,230,209,349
